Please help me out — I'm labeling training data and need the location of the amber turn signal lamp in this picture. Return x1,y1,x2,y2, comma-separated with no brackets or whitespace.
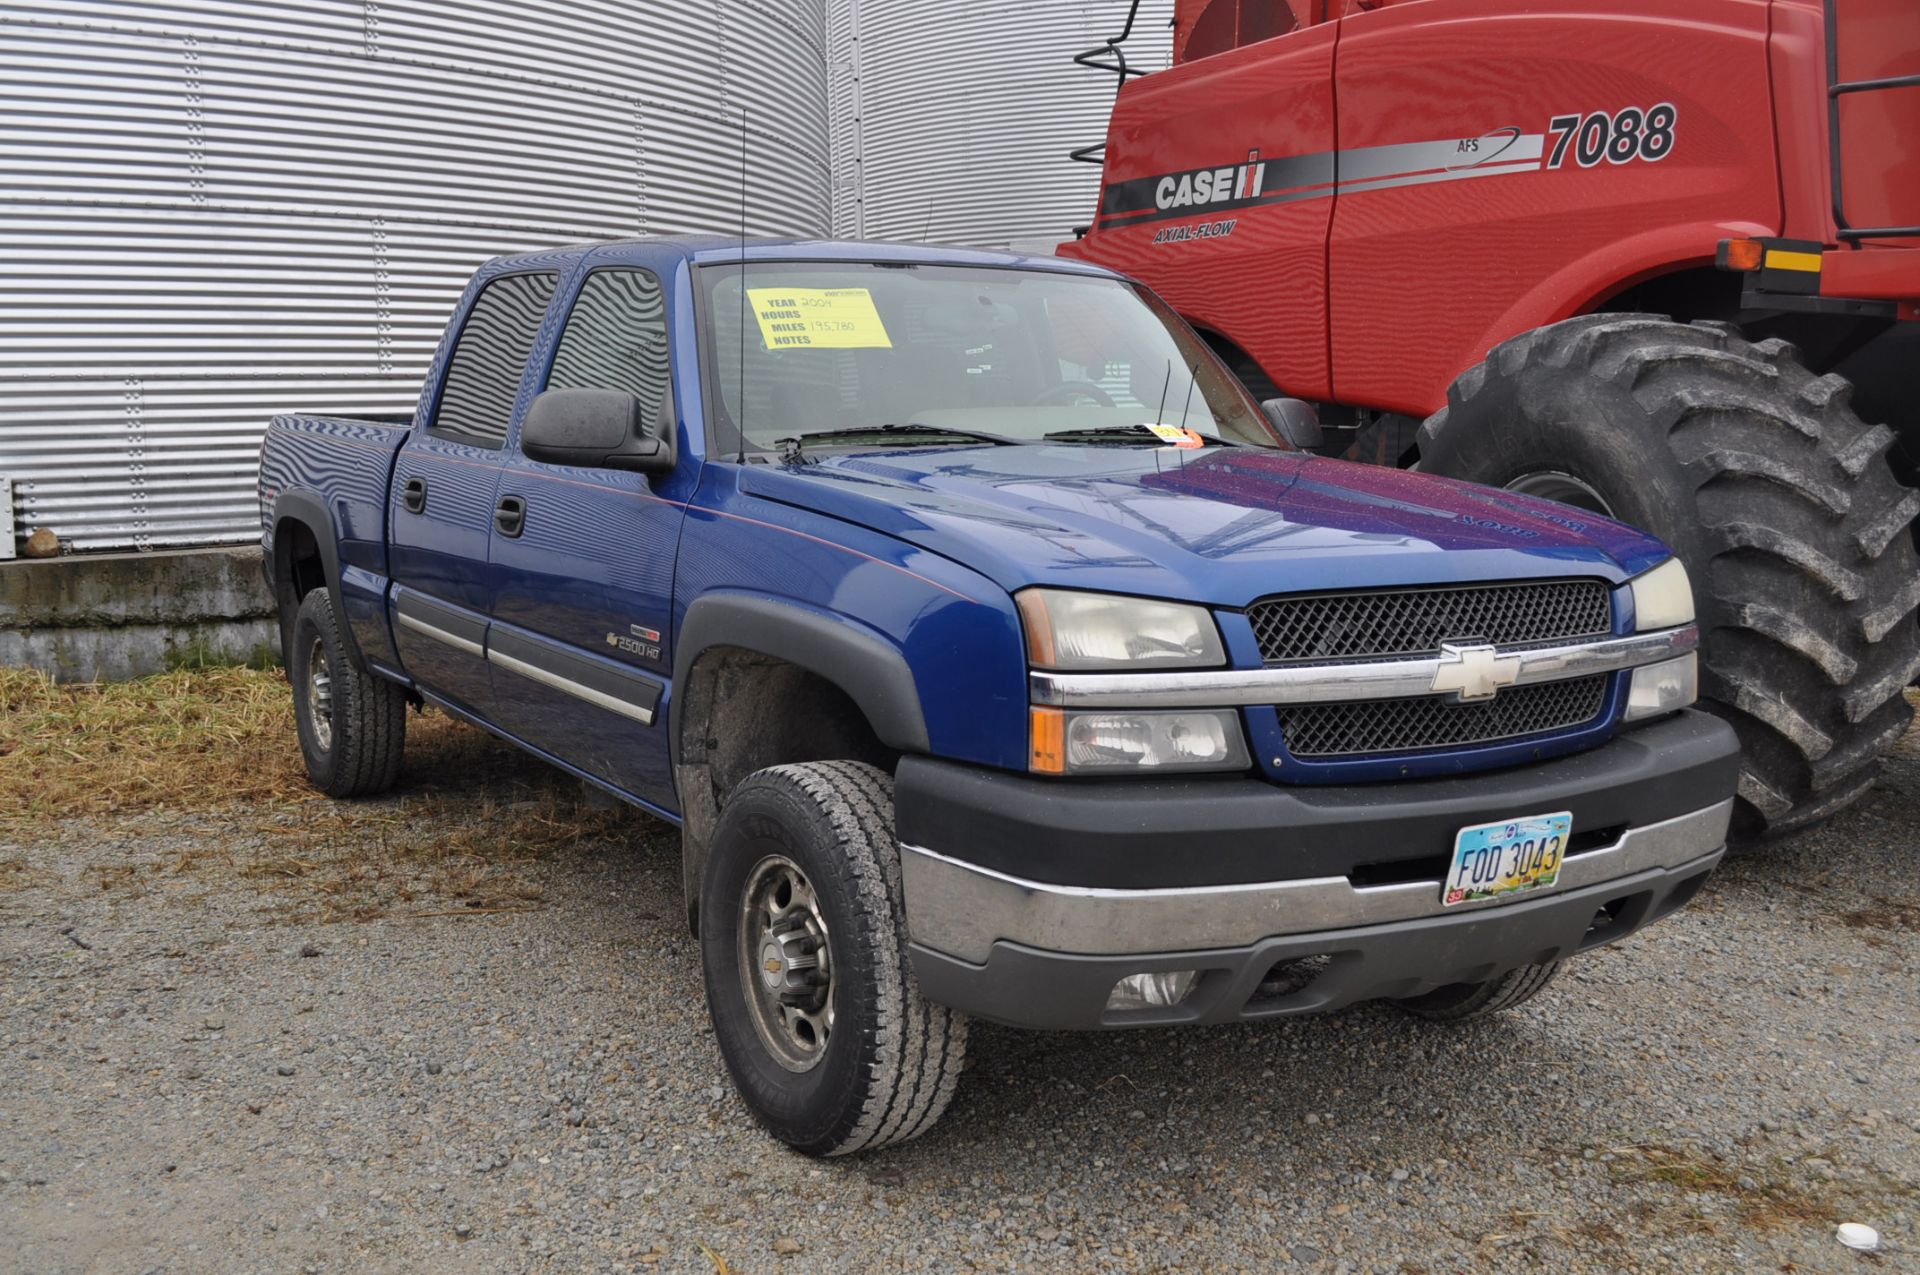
1717,238,1763,272
1015,590,1056,667
1029,706,1065,775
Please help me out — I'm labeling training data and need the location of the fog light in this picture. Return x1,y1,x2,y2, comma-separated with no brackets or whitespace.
1625,652,1697,721
1106,970,1199,1012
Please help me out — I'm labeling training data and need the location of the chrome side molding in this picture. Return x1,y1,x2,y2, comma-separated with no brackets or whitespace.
489,647,655,725
396,607,484,657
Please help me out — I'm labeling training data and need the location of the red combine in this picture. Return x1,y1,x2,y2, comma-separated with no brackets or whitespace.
1062,0,1920,837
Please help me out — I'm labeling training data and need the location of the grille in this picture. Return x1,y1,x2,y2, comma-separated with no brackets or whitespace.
1280,675,1610,758
1248,580,1612,664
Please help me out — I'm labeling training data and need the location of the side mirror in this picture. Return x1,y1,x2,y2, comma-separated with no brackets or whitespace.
1261,397,1324,452
521,388,676,475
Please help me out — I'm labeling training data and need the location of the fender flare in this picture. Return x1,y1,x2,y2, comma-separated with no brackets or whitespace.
1463,219,1776,402
669,593,930,776
269,490,363,667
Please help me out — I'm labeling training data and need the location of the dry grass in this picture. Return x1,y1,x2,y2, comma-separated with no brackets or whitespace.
1602,1144,1856,1232
1837,895,1920,931
0,666,659,920
0,854,49,892
1,665,307,821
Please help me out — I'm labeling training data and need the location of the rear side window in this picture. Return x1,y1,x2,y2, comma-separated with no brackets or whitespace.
428,272,558,448
545,269,671,426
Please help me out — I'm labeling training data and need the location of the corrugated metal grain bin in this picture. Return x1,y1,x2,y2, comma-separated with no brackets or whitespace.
0,0,829,551
825,0,1173,249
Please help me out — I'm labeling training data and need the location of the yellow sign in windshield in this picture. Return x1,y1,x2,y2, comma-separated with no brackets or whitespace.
748,287,894,350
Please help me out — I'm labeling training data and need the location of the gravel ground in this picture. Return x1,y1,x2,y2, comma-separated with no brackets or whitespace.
3,712,1917,1274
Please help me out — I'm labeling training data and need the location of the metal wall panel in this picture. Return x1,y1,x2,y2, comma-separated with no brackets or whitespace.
0,0,829,551
826,0,1173,249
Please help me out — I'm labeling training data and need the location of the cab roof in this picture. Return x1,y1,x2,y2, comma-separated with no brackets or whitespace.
484,234,1121,279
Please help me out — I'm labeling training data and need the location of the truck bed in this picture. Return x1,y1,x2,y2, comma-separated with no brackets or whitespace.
257,411,413,660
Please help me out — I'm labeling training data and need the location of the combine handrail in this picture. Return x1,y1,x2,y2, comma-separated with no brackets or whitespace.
1069,0,1151,164
1825,0,1920,241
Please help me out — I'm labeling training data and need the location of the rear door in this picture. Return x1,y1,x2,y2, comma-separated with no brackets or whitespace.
485,263,689,811
388,269,559,715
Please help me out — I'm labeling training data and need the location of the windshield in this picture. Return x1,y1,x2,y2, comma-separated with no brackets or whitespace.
697,261,1284,455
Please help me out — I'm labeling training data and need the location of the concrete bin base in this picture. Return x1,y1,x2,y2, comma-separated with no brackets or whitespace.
0,546,278,682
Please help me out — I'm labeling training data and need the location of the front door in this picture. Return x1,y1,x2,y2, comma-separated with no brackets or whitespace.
486,264,690,811
388,269,559,715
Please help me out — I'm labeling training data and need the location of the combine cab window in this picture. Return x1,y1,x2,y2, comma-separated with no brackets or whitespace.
1180,0,1300,63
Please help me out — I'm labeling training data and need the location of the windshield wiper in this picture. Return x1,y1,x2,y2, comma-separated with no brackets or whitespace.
776,422,1020,463
1042,423,1240,447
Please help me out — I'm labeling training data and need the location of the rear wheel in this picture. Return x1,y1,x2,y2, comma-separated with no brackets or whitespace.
289,587,407,798
700,761,967,1155
1419,314,1920,839
1394,961,1561,1022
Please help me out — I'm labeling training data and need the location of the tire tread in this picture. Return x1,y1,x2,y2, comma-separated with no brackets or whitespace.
1396,960,1561,1022
715,761,966,1156
1425,315,1920,837
293,587,405,798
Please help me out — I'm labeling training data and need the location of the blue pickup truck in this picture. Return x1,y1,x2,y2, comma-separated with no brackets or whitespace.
259,236,1738,1154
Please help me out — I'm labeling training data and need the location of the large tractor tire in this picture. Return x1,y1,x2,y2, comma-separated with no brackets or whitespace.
1418,314,1920,840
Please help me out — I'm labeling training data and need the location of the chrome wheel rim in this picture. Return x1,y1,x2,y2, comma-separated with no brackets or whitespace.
306,636,334,753
1504,470,1616,517
737,855,834,1073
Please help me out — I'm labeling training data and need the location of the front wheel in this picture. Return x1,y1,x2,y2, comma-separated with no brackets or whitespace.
700,761,967,1155
1419,315,1920,839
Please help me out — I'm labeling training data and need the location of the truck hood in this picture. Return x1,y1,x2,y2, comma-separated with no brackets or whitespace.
737,446,1671,604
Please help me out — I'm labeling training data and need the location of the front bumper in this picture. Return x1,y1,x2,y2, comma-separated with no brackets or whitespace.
909,848,1722,1029
896,708,1738,1029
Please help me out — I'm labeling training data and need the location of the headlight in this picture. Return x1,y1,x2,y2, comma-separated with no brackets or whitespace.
1625,652,1698,722
1030,707,1250,775
1016,588,1226,670
1630,557,1694,631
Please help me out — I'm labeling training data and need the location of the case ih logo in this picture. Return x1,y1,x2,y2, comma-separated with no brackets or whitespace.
1100,146,1333,225
1098,111,1677,233
1151,150,1269,211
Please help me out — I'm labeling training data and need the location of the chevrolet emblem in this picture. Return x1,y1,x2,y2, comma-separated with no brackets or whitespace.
1430,642,1522,701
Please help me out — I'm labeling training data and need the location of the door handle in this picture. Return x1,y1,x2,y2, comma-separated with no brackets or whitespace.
494,494,527,538
402,475,428,514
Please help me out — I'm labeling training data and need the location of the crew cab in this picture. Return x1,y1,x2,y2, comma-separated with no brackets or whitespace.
258,236,1739,1154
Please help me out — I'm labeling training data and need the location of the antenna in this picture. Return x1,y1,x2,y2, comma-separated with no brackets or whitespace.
736,107,749,465
1175,361,1199,430
1151,360,1172,425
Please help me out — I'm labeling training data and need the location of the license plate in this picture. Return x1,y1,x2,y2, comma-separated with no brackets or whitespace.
1442,811,1572,906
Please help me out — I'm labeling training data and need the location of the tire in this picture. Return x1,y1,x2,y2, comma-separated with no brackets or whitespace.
1418,314,1920,840
289,587,407,798
1393,961,1561,1022
699,761,967,1155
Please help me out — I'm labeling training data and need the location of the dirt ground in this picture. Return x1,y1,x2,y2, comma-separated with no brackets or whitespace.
0,669,1915,1273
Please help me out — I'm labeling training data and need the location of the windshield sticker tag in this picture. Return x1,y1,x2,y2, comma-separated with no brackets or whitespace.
748,287,893,350
1145,422,1205,448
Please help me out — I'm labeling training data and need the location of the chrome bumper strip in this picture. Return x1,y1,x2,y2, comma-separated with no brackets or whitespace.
1027,625,1699,709
901,798,1731,964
